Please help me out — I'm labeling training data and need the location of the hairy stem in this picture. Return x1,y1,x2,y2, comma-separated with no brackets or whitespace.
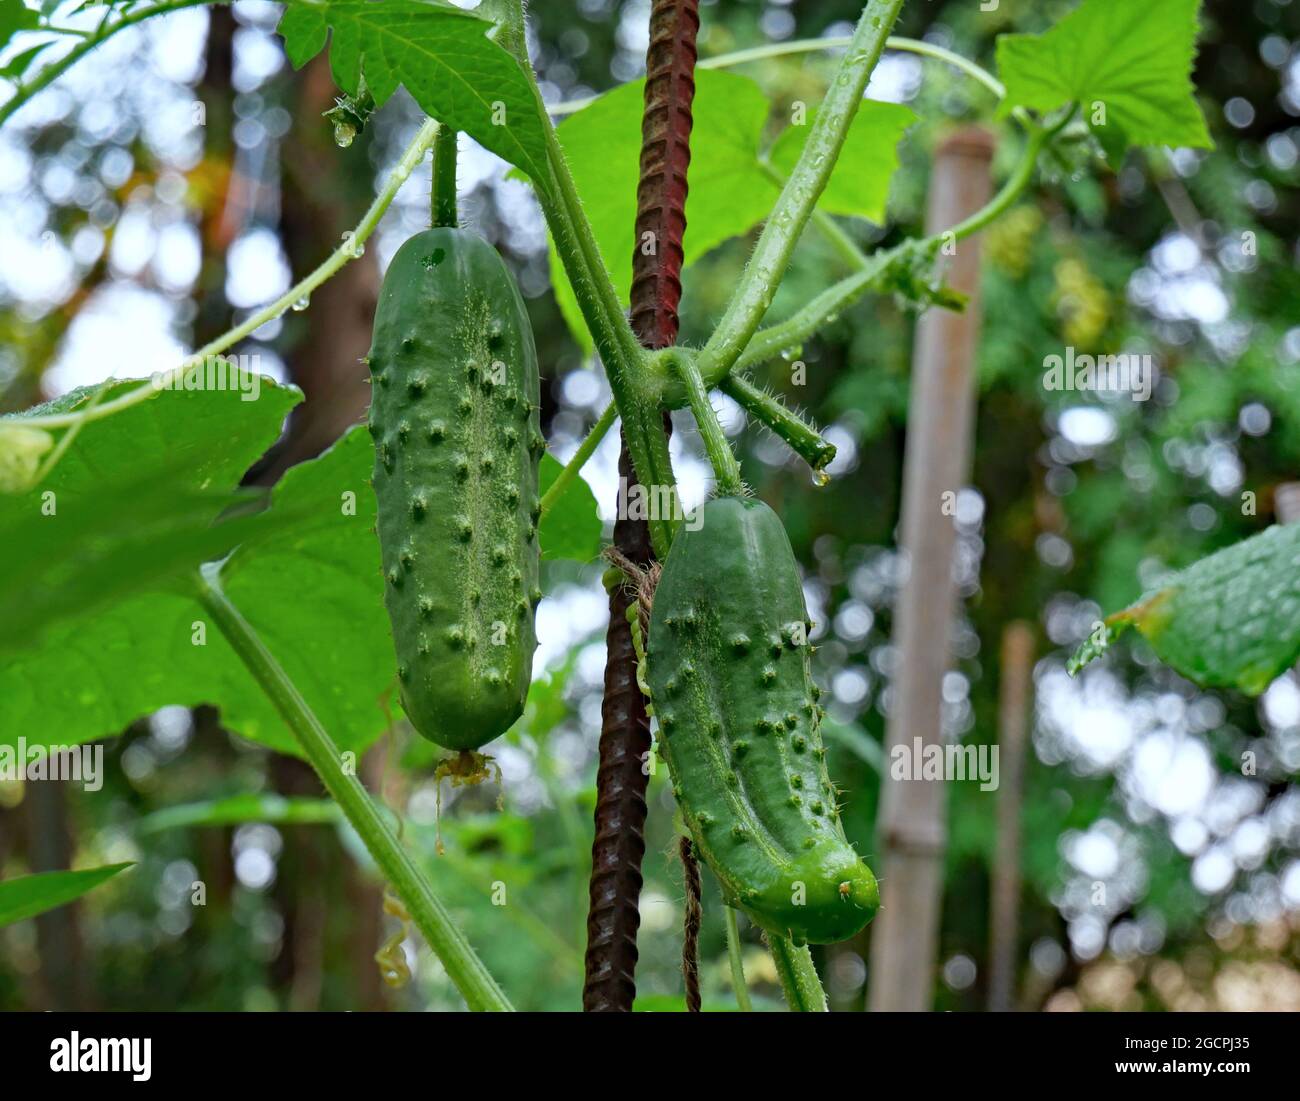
197,566,512,1012
720,372,836,475
764,933,828,1012
724,906,753,1012
723,113,1064,379
698,0,908,379
538,401,617,518
671,350,743,497
431,125,459,228
20,117,440,430
536,128,678,558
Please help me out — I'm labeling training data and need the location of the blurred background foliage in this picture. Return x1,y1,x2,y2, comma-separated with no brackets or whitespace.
1,0,1299,1012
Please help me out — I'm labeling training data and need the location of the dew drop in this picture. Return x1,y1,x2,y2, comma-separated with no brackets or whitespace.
333,121,356,148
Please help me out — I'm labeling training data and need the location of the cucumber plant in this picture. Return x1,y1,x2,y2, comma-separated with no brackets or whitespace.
0,0,1232,1014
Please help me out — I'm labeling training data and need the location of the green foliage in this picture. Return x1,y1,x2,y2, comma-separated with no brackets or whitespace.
538,452,601,562
548,69,913,348
0,425,396,759
276,0,550,183
1070,522,1300,694
137,795,341,833
997,0,1212,156
0,863,133,929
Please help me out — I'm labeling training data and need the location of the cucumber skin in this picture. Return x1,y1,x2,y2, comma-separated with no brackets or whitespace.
368,228,541,751
647,496,878,944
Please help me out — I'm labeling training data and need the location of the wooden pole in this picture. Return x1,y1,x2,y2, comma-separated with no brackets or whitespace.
987,620,1035,1012
868,127,995,1012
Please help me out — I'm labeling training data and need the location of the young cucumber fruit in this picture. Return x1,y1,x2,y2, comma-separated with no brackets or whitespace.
368,227,542,751
647,496,878,944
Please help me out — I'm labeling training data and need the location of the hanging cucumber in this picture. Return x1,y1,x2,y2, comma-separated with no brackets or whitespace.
646,495,879,944
368,226,542,751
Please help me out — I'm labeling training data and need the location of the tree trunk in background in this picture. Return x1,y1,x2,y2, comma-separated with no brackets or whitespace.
21,761,89,1010
868,128,994,1013
1276,483,1300,525
248,53,379,484
987,619,1035,1012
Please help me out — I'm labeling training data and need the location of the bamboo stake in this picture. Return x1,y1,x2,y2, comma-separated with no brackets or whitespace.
987,620,1035,1012
867,128,995,1013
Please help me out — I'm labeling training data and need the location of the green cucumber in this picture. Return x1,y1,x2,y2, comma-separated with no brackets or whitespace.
367,227,542,751
647,496,878,944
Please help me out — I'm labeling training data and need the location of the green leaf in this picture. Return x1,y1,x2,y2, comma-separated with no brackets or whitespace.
549,70,914,348
275,1,550,184
0,1,39,53
0,375,303,655
996,0,1212,154
0,40,49,81
138,795,341,834
538,451,601,562
1069,523,1300,694
0,863,132,928
0,421,395,761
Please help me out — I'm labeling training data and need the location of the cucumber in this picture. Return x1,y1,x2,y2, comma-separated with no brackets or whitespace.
646,496,878,944
368,227,542,751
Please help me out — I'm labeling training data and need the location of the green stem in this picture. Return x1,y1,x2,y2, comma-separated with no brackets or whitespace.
727,245,903,379
549,34,1005,117
724,907,753,1012
671,351,744,498
765,933,828,1012
537,119,678,558
18,118,440,429
539,401,617,518
698,0,907,381
0,0,215,130
720,373,836,476
723,113,1068,380
196,566,513,1013
431,125,459,228
949,109,1073,240
759,159,869,270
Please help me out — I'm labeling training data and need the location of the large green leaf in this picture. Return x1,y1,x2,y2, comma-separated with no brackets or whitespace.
0,0,39,53
996,0,1212,155
538,452,602,562
0,864,133,929
276,0,550,184
549,70,915,349
1069,523,1300,695
0,424,395,759
0,376,302,654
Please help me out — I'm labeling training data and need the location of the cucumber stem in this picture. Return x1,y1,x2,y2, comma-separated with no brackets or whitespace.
431,125,459,228
719,373,836,477
725,906,753,1012
670,350,744,498
765,932,828,1012
196,566,513,1013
